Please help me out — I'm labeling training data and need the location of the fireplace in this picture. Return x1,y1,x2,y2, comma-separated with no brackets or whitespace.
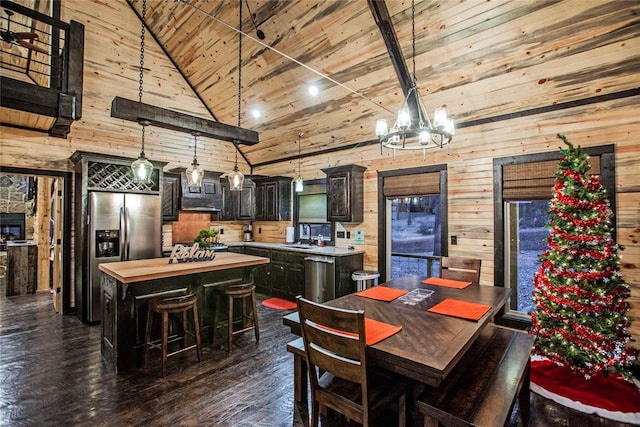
0,213,26,251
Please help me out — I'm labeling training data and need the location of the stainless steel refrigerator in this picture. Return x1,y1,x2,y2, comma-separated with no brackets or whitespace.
88,192,161,323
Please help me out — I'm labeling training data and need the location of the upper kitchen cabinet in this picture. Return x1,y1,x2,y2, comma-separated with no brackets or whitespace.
254,176,292,221
322,165,366,223
161,172,180,222
219,178,256,221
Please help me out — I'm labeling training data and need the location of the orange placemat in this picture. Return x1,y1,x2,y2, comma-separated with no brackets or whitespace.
428,298,491,321
320,318,403,346
356,286,409,302
421,277,473,289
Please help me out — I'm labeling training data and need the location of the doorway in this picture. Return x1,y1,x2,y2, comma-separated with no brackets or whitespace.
0,167,72,314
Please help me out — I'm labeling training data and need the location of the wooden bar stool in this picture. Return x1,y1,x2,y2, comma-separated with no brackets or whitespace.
213,283,259,352
143,293,202,377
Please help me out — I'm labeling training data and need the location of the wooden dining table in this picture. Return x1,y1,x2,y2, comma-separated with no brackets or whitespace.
283,275,511,387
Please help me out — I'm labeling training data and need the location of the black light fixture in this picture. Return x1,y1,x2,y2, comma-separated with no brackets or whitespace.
186,132,204,187
374,0,454,160
228,0,245,191
294,132,303,192
131,0,154,184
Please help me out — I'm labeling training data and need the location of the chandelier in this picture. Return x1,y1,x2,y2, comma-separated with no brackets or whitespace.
131,0,154,183
375,0,454,159
294,132,303,192
186,132,204,187
228,0,245,191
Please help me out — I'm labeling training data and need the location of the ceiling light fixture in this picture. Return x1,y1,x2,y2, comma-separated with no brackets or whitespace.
374,0,454,160
131,0,154,184
186,132,204,187
228,0,245,191
294,132,304,192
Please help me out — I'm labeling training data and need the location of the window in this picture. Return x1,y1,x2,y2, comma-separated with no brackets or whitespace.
378,166,447,281
494,146,615,328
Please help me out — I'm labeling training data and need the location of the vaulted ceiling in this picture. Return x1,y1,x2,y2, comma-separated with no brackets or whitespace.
129,0,638,167
2,1,638,169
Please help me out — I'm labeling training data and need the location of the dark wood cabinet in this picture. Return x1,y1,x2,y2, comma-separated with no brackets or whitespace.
219,178,255,221
254,176,292,221
322,164,366,223
161,172,180,222
243,247,271,294
270,250,306,299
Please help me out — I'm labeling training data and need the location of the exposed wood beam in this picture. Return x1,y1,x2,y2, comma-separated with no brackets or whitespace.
1,76,59,116
110,97,259,145
368,0,421,120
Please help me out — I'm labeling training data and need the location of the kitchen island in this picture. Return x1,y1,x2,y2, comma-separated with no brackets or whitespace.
98,252,269,372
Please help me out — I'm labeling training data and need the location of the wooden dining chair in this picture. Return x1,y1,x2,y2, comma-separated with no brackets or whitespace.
296,296,408,427
439,256,482,284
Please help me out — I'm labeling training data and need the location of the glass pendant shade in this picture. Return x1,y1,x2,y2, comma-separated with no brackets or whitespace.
228,164,244,191
186,159,204,187
419,128,430,144
397,107,411,129
294,176,304,192
444,118,455,135
131,152,154,184
433,107,448,128
375,119,388,137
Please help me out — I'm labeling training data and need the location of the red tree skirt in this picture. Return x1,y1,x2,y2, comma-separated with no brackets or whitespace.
530,357,640,424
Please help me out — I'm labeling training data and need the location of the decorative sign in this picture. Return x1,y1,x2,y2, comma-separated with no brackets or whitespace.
354,230,365,244
168,243,216,263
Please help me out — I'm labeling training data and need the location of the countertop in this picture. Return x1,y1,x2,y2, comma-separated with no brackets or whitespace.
226,241,365,257
98,252,269,284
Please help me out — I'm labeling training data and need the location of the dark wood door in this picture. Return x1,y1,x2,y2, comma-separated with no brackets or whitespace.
327,173,350,221
161,173,180,222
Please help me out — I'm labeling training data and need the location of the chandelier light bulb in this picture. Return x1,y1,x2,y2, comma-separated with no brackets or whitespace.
419,129,430,144
397,107,411,129
444,117,455,135
376,119,388,137
433,107,448,128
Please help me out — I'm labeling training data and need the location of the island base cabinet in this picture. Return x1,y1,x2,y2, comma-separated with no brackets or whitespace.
100,267,256,373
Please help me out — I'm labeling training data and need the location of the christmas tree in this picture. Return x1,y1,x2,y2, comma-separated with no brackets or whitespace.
530,134,637,379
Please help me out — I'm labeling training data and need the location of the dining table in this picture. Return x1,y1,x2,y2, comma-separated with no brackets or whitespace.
283,274,511,387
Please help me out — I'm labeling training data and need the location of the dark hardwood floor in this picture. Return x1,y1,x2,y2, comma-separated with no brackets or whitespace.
0,283,635,426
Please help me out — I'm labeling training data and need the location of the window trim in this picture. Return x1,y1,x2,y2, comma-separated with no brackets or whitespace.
378,165,448,282
493,145,616,329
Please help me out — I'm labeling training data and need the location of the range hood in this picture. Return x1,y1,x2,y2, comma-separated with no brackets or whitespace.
172,168,223,211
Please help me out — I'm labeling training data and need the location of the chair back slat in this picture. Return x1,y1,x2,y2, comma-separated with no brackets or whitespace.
297,297,369,418
440,256,481,284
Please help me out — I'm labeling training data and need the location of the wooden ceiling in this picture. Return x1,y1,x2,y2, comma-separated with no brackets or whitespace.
3,1,638,168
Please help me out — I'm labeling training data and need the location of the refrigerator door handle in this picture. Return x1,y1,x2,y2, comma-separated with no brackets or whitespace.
125,206,131,260
120,206,126,261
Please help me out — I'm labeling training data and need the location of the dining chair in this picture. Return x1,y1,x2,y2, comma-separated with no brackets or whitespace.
296,296,408,427
439,256,482,284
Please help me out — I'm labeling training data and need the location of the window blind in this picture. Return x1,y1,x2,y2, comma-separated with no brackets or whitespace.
383,172,440,197
503,157,600,201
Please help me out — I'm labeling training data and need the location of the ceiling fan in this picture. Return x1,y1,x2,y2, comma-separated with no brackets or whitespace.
1,9,47,54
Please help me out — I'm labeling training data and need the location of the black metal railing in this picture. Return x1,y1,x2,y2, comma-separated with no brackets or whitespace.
390,252,440,279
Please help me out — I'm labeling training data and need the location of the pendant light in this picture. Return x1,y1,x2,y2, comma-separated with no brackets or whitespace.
131,0,154,184
186,132,204,187
228,0,245,191
294,132,303,192
374,0,454,160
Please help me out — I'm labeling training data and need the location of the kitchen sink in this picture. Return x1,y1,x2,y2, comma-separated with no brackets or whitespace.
282,244,315,249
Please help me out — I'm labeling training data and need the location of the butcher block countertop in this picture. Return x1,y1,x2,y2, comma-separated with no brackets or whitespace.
98,252,269,284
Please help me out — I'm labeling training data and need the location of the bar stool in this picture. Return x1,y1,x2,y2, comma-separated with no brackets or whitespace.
213,283,259,352
143,293,202,377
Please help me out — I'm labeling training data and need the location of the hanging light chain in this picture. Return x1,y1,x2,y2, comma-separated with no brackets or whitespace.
140,122,146,154
138,0,146,103
233,0,242,170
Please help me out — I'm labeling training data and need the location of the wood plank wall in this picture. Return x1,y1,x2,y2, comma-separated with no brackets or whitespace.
0,0,637,345
257,99,640,343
